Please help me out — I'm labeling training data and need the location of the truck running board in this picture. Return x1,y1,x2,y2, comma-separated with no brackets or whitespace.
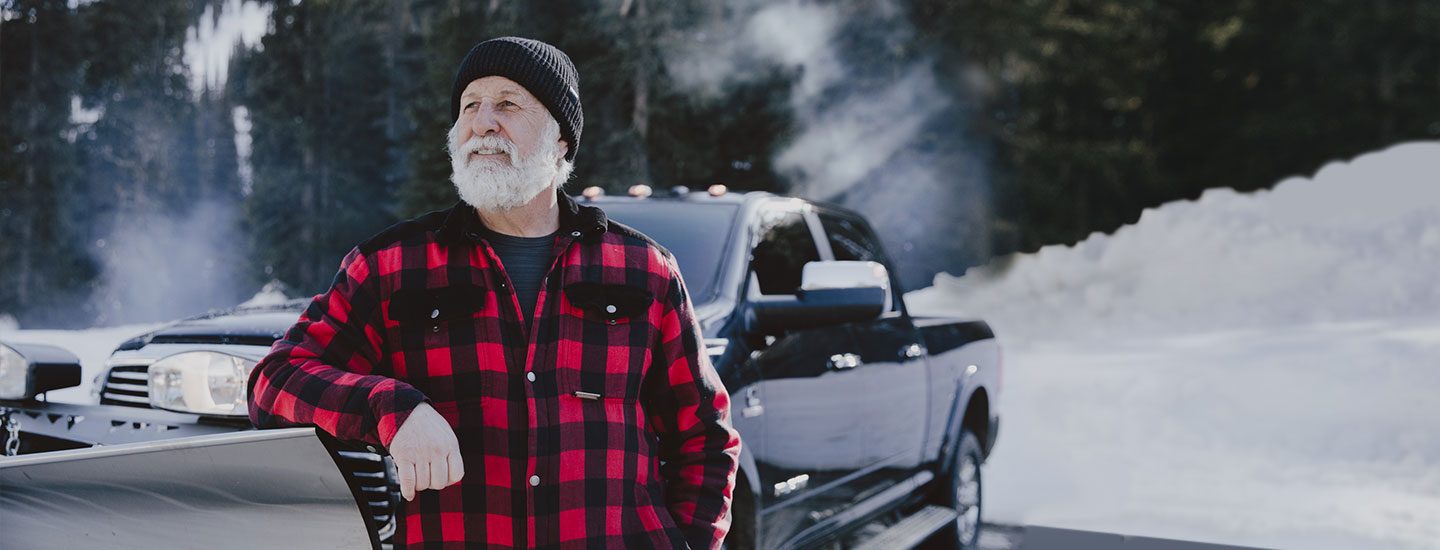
852,505,958,550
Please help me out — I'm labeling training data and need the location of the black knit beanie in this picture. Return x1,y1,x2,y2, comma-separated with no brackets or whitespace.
451,37,583,162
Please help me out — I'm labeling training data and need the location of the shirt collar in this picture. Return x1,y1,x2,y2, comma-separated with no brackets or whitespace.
438,187,608,245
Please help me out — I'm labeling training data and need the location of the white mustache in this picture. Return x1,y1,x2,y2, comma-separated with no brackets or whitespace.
459,136,516,161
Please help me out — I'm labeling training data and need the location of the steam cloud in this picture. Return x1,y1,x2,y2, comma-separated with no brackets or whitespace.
78,1,268,327
663,0,994,290
89,201,249,326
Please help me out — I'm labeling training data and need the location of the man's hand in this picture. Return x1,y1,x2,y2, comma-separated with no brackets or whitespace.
388,402,464,501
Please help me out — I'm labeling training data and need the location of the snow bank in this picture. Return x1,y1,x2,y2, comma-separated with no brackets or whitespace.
909,141,1440,343
907,141,1440,549
981,320,1440,549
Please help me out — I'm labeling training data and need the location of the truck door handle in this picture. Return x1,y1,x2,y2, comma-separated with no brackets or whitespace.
741,387,764,418
828,353,862,371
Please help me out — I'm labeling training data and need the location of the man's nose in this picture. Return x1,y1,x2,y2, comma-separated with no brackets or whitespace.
470,104,501,136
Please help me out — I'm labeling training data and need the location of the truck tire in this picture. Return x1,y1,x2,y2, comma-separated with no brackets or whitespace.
928,430,983,550
721,483,757,550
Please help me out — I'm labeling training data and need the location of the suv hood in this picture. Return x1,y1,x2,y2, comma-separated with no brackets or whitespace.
117,304,306,350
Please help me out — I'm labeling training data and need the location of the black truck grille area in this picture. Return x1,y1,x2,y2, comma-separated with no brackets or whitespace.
99,364,153,409
335,449,400,547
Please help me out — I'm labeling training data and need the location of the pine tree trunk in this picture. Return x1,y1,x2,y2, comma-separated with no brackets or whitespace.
318,10,332,287
385,0,402,155
17,12,38,309
630,0,650,183
632,0,648,139
1375,0,1396,142
0,10,6,93
301,8,319,286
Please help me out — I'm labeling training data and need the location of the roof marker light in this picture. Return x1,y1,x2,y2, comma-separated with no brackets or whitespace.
581,186,604,200
628,184,653,198
708,184,728,197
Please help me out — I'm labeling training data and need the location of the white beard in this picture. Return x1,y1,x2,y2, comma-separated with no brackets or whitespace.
446,119,571,211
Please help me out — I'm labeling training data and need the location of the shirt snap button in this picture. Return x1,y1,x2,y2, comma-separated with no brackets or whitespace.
605,304,617,314
430,308,440,319
607,319,617,326
570,231,581,237
529,475,541,486
431,325,439,333
526,371,536,382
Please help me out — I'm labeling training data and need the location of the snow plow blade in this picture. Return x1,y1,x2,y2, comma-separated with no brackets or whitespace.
0,427,377,549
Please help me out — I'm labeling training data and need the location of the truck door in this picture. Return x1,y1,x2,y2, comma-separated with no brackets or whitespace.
740,204,869,546
816,210,931,495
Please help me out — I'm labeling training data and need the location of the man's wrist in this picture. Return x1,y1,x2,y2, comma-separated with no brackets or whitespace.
374,383,431,448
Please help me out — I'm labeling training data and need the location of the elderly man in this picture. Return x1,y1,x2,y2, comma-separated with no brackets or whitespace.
248,37,741,549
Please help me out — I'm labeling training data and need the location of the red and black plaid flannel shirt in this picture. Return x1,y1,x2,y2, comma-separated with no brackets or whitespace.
248,189,741,549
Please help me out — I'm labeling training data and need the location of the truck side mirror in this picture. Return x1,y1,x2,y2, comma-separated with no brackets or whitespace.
746,261,890,333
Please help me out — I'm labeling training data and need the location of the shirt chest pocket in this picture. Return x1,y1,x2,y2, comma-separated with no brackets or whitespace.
557,282,655,402
386,284,489,351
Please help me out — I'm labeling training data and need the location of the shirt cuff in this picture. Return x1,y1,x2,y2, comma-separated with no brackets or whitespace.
372,381,431,448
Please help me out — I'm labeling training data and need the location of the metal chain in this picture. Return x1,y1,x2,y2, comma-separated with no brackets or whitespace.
2,408,19,456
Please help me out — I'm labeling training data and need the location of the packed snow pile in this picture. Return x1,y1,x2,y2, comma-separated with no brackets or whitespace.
909,141,1440,342
239,279,293,308
908,141,1440,549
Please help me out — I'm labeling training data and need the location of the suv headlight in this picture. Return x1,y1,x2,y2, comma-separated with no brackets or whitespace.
0,344,29,399
148,351,257,416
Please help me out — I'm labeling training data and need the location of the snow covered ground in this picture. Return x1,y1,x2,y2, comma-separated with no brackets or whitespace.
908,141,1440,549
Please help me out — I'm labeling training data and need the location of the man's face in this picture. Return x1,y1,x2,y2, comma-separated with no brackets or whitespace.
447,76,571,211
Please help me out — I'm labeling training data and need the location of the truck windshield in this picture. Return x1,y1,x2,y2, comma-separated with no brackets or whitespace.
597,202,739,303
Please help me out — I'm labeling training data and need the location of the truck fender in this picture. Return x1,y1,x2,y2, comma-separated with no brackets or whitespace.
936,378,991,477
734,438,761,514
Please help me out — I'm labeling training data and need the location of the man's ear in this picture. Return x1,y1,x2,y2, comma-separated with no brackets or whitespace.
556,139,569,162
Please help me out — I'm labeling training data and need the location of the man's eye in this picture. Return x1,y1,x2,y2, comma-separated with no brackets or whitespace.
499,100,517,109
464,101,479,111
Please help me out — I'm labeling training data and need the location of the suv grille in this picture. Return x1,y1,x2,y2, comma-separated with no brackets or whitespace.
99,364,153,408
335,450,400,547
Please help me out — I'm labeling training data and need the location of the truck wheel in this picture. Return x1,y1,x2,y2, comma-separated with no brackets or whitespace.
721,483,756,549
930,430,983,549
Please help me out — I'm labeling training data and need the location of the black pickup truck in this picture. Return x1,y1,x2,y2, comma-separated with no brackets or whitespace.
0,188,1001,549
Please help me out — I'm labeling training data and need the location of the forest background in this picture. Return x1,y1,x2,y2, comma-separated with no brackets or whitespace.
4,0,1439,327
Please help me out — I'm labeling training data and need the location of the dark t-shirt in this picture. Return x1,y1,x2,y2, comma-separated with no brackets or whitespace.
481,227,557,325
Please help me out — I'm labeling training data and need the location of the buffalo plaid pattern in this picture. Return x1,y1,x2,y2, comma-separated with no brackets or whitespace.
248,190,741,549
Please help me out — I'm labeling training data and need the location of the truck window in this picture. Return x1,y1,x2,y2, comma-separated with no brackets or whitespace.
750,210,819,295
599,202,739,303
820,214,883,263
819,212,900,312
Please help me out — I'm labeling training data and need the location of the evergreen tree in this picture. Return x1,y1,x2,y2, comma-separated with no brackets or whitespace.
8,0,1440,323
233,0,406,294
0,0,96,325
